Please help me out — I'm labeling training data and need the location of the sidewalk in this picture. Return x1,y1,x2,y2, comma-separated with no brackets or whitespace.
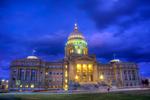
1,88,150,95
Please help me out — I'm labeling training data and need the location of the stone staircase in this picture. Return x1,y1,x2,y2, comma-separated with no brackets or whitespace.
79,82,99,90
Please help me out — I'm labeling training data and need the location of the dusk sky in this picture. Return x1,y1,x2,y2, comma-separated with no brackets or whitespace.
0,0,150,79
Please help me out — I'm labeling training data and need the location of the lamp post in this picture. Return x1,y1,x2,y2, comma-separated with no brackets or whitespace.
45,71,49,90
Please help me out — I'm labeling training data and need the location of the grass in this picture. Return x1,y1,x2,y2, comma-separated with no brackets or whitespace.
0,90,150,100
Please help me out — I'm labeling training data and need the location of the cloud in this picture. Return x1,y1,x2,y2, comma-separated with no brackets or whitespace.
0,67,9,79
80,0,150,30
139,62,150,77
87,30,150,62
79,0,150,63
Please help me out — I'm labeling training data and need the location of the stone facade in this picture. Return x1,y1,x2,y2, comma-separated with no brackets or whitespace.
9,24,141,91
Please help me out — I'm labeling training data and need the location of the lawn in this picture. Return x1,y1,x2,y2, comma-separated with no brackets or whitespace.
0,90,150,100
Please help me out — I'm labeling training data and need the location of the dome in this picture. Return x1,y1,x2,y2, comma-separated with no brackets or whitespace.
66,23,87,46
27,56,38,59
65,23,88,56
110,59,120,63
68,23,85,40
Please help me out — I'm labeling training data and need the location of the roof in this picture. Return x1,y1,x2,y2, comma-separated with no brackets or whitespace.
27,56,38,59
68,23,85,40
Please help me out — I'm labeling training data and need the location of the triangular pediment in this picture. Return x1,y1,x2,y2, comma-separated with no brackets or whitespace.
73,55,95,61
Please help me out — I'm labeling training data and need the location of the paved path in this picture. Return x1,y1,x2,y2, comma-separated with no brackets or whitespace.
0,88,149,95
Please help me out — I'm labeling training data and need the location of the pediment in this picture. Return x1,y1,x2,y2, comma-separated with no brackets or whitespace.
73,56,95,62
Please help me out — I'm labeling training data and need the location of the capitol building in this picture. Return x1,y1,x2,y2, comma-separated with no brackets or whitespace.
9,24,140,91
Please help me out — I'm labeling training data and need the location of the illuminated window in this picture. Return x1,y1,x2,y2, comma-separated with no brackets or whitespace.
65,84,68,88
65,79,68,83
83,50,86,55
88,64,93,72
65,71,68,77
89,75,93,81
70,49,74,54
64,84,68,91
71,49,74,53
83,64,87,72
6,85,8,89
77,49,81,54
76,64,81,72
75,46,78,49
99,75,104,80
65,65,67,69
75,75,79,80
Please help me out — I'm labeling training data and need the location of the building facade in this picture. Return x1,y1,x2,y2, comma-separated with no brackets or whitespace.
9,24,141,91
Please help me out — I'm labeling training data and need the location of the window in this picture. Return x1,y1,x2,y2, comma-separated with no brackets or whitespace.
13,70,16,73
129,75,132,80
99,75,104,80
124,70,126,74
76,64,81,72
25,69,30,81
83,64,87,72
49,72,52,75
125,75,128,80
77,49,81,54
65,71,68,77
83,50,86,55
88,64,93,72
31,69,36,81
65,65,67,69
20,69,25,80
71,49,74,53
134,83,136,86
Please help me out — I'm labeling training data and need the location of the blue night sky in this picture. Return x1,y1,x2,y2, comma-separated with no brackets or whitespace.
0,0,150,79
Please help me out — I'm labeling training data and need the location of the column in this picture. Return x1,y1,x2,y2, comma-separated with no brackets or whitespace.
24,68,26,81
127,70,129,81
17,68,20,80
30,69,32,81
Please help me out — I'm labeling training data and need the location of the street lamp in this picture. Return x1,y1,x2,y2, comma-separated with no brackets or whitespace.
31,84,34,88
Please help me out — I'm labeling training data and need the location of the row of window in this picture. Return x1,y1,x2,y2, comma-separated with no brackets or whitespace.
124,70,136,74
124,74,137,80
122,64,136,67
99,70,137,76
99,72,113,76
49,72,63,75
13,62,40,66
48,66,63,68
48,85,62,88
19,69,37,81
125,82,139,86
76,64,93,73
48,78,63,82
